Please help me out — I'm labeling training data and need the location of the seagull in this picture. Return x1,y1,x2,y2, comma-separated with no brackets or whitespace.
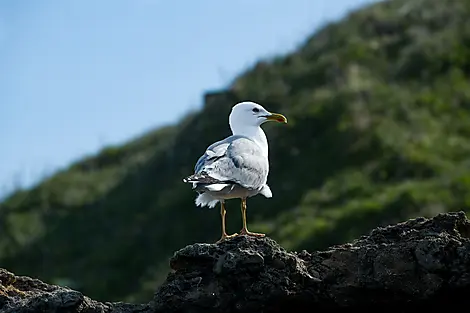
182,101,287,243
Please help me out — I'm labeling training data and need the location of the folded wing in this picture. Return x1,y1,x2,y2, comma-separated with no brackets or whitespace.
184,136,269,191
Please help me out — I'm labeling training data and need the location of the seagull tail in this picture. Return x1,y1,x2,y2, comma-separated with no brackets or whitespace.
260,184,272,198
195,193,219,209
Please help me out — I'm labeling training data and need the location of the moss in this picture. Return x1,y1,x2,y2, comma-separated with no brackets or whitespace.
0,274,26,298
0,284,27,298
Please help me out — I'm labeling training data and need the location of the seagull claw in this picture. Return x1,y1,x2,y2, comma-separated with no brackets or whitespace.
239,228,265,237
216,232,238,243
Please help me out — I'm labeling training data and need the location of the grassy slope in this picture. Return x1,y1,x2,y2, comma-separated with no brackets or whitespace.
1,0,470,302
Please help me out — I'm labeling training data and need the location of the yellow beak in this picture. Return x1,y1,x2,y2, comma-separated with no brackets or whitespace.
265,112,288,124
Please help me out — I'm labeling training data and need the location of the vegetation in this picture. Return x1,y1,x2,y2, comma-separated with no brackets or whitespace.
1,0,470,303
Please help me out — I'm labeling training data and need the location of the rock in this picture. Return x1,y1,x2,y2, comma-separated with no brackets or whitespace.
153,211,470,312
157,236,321,313
0,268,149,313
2,212,470,313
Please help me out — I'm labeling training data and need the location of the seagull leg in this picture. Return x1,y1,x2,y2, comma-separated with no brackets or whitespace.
216,200,238,243
239,198,265,237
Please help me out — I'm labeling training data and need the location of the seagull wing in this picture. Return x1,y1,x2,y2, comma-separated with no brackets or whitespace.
184,136,268,190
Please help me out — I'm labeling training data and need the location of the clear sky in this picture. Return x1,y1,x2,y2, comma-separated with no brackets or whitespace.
0,0,376,197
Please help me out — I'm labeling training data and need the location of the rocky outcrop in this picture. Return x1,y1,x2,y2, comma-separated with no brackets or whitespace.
0,268,149,313
2,212,470,313
153,211,470,312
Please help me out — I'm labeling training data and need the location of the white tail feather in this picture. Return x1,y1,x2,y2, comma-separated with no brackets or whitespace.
260,184,272,198
195,193,219,208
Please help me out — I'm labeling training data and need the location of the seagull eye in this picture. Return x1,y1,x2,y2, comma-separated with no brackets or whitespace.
252,108,260,113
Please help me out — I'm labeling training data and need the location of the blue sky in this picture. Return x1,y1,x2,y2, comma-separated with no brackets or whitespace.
0,0,376,197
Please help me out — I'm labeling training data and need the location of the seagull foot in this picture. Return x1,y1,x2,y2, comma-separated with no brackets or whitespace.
216,232,238,243
239,228,265,237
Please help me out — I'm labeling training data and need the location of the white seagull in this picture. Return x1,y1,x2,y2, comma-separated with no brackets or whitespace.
183,101,288,243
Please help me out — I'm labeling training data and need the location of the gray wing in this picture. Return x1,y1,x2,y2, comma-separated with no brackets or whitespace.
195,136,268,190
194,137,233,174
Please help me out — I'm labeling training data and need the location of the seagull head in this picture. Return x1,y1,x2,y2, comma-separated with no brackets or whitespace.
229,101,287,131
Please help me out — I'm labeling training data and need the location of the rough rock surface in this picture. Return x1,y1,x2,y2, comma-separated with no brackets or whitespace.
0,268,149,313
2,212,470,313
153,211,470,312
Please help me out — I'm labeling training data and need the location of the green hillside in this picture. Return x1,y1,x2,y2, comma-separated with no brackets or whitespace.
1,0,470,303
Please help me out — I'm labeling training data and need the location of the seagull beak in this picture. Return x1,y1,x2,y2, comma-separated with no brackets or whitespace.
265,112,288,124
